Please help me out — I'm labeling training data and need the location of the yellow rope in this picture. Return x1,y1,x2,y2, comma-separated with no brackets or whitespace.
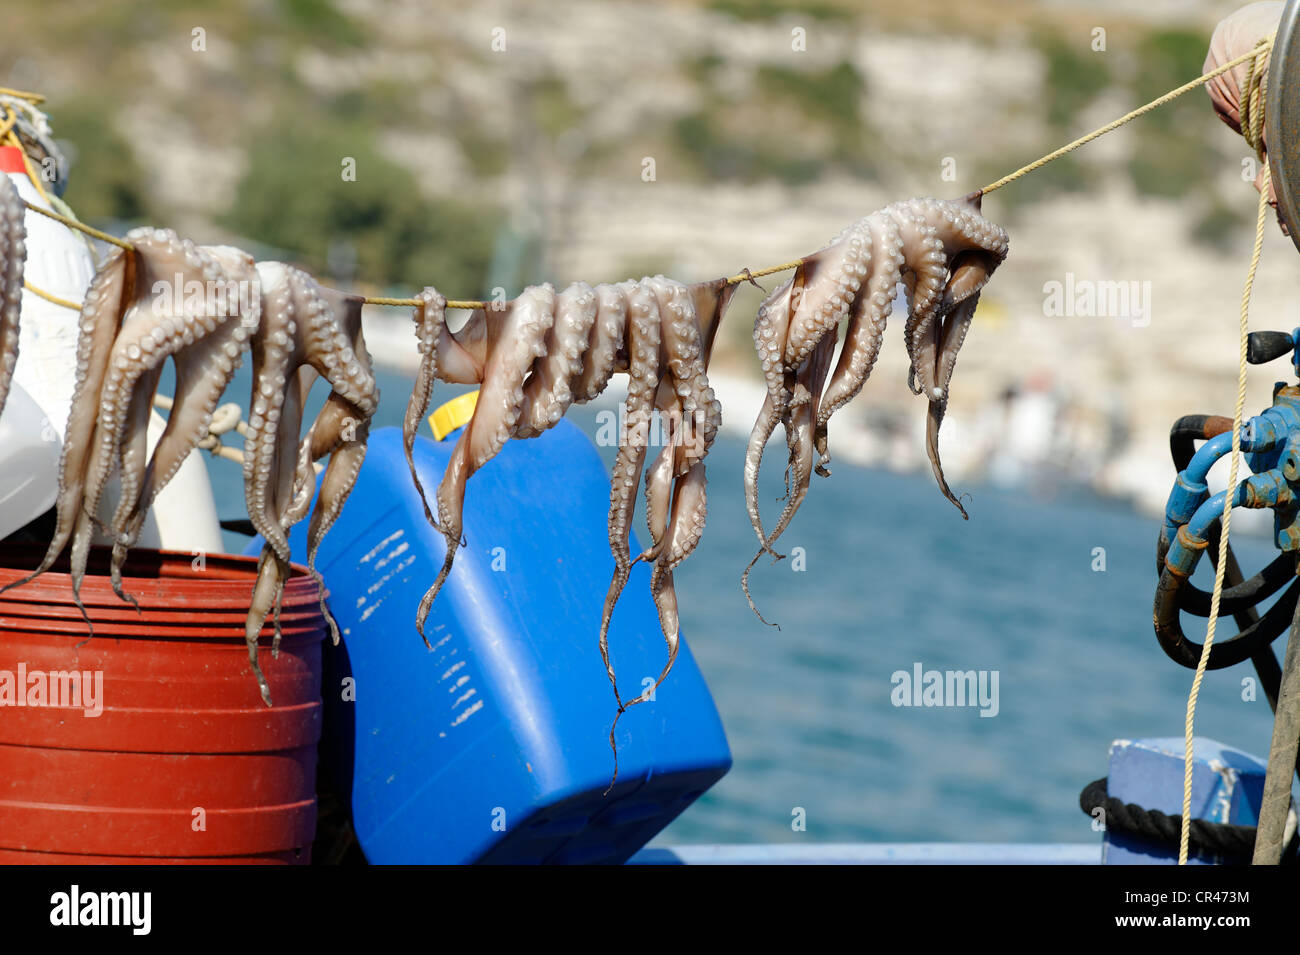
362,294,486,309
361,258,808,310
1177,35,1273,868
0,109,43,206
982,38,1272,195
23,280,81,311
2,112,53,207
20,199,133,250
0,87,45,104
1241,37,1271,160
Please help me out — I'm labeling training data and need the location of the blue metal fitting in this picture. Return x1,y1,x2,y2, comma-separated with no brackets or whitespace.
1165,523,1209,578
1162,376,1300,574
1164,431,1233,544
1237,470,1291,510
1163,474,1210,543
1244,405,1298,472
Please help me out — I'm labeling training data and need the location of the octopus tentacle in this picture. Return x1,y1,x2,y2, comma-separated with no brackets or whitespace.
906,197,1008,402
0,175,25,417
641,461,708,698
302,289,377,645
403,287,446,530
102,363,161,607
0,246,130,612
604,279,733,789
573,282,627,403
304,398,369,645
890,208,949,400
514,281,596,438
416,284,554,640
245,545,290,706
815,214,903,470
264,356,309,659
243,262,301,563
597,280,659,702
922,251,996,519
609,457,708,790
741,330,836,626
282,367,320,529
638,406,678,565
760,327,836,555
743,275,797,559
782,221,870,371
302,286,377,420
647,274,718,473
109,246,260,596
925,292,982,521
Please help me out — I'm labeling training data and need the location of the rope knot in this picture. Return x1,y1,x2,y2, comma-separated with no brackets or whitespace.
1239,36,1271,160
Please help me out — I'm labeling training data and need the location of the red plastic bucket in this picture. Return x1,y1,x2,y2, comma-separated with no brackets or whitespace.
0,546,324,864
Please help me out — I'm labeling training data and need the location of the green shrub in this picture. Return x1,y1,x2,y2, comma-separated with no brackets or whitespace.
52,99,152,223
222,117,499,291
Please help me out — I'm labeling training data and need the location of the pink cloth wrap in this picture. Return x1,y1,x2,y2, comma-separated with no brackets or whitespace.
1205,2,1283,221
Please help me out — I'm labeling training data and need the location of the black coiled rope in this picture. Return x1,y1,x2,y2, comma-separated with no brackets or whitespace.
1078,777,1297,862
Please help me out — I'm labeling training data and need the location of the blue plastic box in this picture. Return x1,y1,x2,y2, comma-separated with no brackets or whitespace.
248,422,731,863
1102,737,1265,865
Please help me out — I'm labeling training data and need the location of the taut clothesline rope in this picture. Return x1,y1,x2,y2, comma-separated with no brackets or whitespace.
980,38,1273,195
0,36,1274,312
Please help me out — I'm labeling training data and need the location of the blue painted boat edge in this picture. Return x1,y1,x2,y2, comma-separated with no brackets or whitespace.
628,843,1100,865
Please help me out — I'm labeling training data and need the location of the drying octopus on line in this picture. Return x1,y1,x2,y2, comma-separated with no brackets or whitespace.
0,173,1011,730
0,177,23,417
0,220,378,705
402,275,734,742
742,195,1009,619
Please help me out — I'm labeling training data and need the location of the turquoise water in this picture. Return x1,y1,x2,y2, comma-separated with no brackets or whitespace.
206,362,1283,847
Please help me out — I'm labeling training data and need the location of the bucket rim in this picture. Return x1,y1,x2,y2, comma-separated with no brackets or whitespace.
0,544,323,607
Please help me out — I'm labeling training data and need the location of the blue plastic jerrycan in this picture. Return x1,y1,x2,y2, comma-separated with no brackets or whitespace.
247,410,731,863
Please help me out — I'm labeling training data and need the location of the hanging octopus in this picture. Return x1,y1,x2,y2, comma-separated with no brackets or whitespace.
0,178,1007,723
0,228,260,620
240,261,378,703
0,176,23,418
0,222,378,705
405,275,733,735
742,195,1008,617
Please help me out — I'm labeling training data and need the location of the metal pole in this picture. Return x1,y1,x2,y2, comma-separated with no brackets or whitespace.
1252,586,1300,863
1267,0,1300,249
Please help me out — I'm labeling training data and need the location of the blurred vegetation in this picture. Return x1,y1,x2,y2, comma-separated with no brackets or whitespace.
706,0,849,22
276,0,367,47
1128,29,1217,200
989,24,1250,251
978,151,1098,221
675,59,873,185
1039,32,1112,131
222,116,500,291
2,0,1258,284
52,97,153,222
1190,194,1251,251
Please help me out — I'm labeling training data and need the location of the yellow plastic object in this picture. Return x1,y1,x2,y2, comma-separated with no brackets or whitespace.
429,391,479,441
